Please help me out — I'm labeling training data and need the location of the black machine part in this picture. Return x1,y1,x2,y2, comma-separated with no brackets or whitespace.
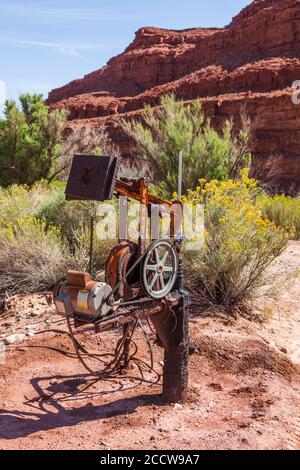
65,155,119,201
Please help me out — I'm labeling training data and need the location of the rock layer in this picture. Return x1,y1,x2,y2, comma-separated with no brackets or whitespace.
48,0,300,193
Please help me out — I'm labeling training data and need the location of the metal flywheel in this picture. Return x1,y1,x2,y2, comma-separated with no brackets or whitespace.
141,240,178,299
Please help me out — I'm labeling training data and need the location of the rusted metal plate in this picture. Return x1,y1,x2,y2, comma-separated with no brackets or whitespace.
65,155,119,201
66,271,92,287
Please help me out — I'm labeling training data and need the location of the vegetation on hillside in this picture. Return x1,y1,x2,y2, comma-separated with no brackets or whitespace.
123,94,252,198
0,92,298,316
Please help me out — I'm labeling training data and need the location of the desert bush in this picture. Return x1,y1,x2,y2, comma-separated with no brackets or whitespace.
0,180,60,225
0,217,71,298
0,94,67,187
36,184,91,242
72,225,116,274
0,182,115,301
123,94,252,198
60,126,121,180
36,186,116,271
259,194,300,240
184,170,291,312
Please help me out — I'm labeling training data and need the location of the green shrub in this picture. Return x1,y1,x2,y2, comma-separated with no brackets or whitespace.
0,217,71,297
259,194,300,240
0,94,67,187
36,184,91,242
0,181,51,224
36,186,116,271
123,94,252,198
72,225,115,274
184,170,291,312
0,182,114,301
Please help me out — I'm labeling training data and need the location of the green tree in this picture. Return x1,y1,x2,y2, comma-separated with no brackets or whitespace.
0,94,68,187
123,94,252,198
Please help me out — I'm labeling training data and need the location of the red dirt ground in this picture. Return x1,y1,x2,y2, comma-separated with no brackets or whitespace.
0,315,299,450
0,243,299,450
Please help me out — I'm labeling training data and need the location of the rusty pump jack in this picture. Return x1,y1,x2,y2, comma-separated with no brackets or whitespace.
53,154,189,403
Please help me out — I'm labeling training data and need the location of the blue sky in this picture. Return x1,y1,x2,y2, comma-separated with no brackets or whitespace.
0,0,250,107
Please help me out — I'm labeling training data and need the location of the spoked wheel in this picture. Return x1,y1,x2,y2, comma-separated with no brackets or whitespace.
141,240,178,299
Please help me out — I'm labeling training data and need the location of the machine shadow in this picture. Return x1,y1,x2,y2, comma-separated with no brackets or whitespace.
0,372,163,440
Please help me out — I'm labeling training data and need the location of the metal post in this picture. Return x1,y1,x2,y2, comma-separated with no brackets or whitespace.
119,196,128,241
89,215,94,275
162,259,189,403
160,151,189,402
89,202,97,276
178,150,183,200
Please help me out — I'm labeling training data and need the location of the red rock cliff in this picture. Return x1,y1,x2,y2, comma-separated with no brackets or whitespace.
48,0,300,193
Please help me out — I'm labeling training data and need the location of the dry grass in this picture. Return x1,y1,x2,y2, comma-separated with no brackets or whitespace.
0,218,71,303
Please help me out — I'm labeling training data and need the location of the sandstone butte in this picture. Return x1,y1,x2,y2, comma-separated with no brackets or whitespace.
47,0,300,193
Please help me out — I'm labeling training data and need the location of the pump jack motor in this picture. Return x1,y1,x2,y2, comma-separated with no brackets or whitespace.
53,155,189,402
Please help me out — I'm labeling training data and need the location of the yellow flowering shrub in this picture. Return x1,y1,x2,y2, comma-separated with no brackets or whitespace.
259,194,300,240
184,170,291,310
0,181,114,303
0,180,64,226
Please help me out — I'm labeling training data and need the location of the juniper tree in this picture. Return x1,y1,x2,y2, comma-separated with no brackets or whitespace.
0,94,68,187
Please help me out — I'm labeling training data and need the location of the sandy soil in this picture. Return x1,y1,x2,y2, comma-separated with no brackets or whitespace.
260,242,300,365
0,244,299,451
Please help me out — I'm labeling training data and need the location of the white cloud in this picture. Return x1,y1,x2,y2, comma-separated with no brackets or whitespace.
58,47,81,58
0,36,111,57
0,2,142,22
0,81,6,105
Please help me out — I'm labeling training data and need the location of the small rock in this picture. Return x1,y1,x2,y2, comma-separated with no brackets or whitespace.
239,423,249,429
30,309,41,318
174,403,183,410
158,427,168,433
4,334,26,345
209,383,223,391
23,308,32,316
278,346,288,355
26,331,35,337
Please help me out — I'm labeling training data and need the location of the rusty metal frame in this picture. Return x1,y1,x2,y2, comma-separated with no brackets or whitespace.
60,159,189,403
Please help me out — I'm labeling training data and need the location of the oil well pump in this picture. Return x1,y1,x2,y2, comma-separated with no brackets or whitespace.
53,154,189,402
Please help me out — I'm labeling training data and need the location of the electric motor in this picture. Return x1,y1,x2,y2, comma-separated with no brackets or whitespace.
54,271,113,321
